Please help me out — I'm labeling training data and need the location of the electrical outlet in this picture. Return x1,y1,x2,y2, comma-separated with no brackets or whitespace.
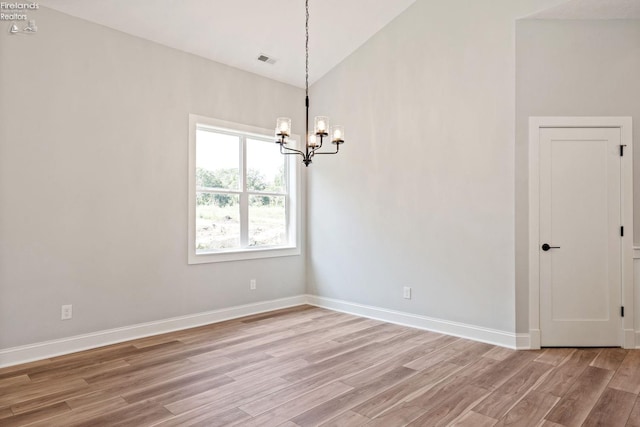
61,304,72,320
250,279,256,290
403,287,411,300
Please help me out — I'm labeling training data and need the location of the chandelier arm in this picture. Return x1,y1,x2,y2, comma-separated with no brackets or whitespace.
282,152,307,159
307,134,324,157
279,143,305,157
309,145,340,155
310,151,339,155
309,144,322,156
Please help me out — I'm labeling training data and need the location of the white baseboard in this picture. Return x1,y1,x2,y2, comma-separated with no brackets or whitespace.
0,295,307,368
623,329,635,349
528,329,541,350
0,294,537,368
515,333,531,350
307,295,523,349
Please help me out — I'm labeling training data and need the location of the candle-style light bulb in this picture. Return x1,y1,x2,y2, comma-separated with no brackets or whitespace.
307,133,318,148
331,125,344,144
314,116,329,135
276,117,291,137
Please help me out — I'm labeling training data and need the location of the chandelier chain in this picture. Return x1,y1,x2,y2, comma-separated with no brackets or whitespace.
305,0,309,97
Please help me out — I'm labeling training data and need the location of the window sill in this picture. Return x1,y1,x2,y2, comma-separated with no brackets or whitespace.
188,246,300,264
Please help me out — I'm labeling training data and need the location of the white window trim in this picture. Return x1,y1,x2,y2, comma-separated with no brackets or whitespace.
188,114,301,264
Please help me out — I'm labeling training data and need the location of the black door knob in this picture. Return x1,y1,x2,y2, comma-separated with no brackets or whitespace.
541,243,560,251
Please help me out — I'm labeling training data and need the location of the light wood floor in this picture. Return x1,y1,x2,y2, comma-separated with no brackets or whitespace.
1,306,640,426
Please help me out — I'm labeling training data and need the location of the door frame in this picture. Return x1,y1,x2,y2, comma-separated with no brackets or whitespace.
528,117,634,349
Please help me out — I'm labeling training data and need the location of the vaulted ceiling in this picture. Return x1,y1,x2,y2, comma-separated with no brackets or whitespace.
37,0,416,88
38,0,639,88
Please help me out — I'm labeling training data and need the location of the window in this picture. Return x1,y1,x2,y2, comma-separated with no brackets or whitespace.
188,115,300,264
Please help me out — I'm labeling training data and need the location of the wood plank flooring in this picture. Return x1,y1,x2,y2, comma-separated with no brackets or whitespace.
1,305,639,426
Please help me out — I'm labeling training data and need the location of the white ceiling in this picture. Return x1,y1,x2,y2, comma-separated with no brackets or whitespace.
38,0,639,87
528,0,640,19
38,0,416,88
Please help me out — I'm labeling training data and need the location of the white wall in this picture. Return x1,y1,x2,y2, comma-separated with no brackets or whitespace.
306,0,563,334
9,3,630,354
0,7,305,350
515,19,640,333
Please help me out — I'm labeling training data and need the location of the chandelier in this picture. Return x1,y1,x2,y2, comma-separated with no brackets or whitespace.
275,0,345,167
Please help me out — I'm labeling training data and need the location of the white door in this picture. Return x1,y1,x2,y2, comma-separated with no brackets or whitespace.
539,127,622,347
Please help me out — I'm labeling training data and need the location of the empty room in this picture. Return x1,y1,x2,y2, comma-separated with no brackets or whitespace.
1,0,639,425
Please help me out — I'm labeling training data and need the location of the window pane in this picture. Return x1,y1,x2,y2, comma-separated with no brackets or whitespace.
249,195,286,247
196,129,240,190
247,138,285,193
196,192,240,252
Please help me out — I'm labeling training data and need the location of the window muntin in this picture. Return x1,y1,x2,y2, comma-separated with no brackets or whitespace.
189,115,300,264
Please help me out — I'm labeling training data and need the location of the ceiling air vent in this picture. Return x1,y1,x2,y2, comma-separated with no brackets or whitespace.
257,53,277,65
